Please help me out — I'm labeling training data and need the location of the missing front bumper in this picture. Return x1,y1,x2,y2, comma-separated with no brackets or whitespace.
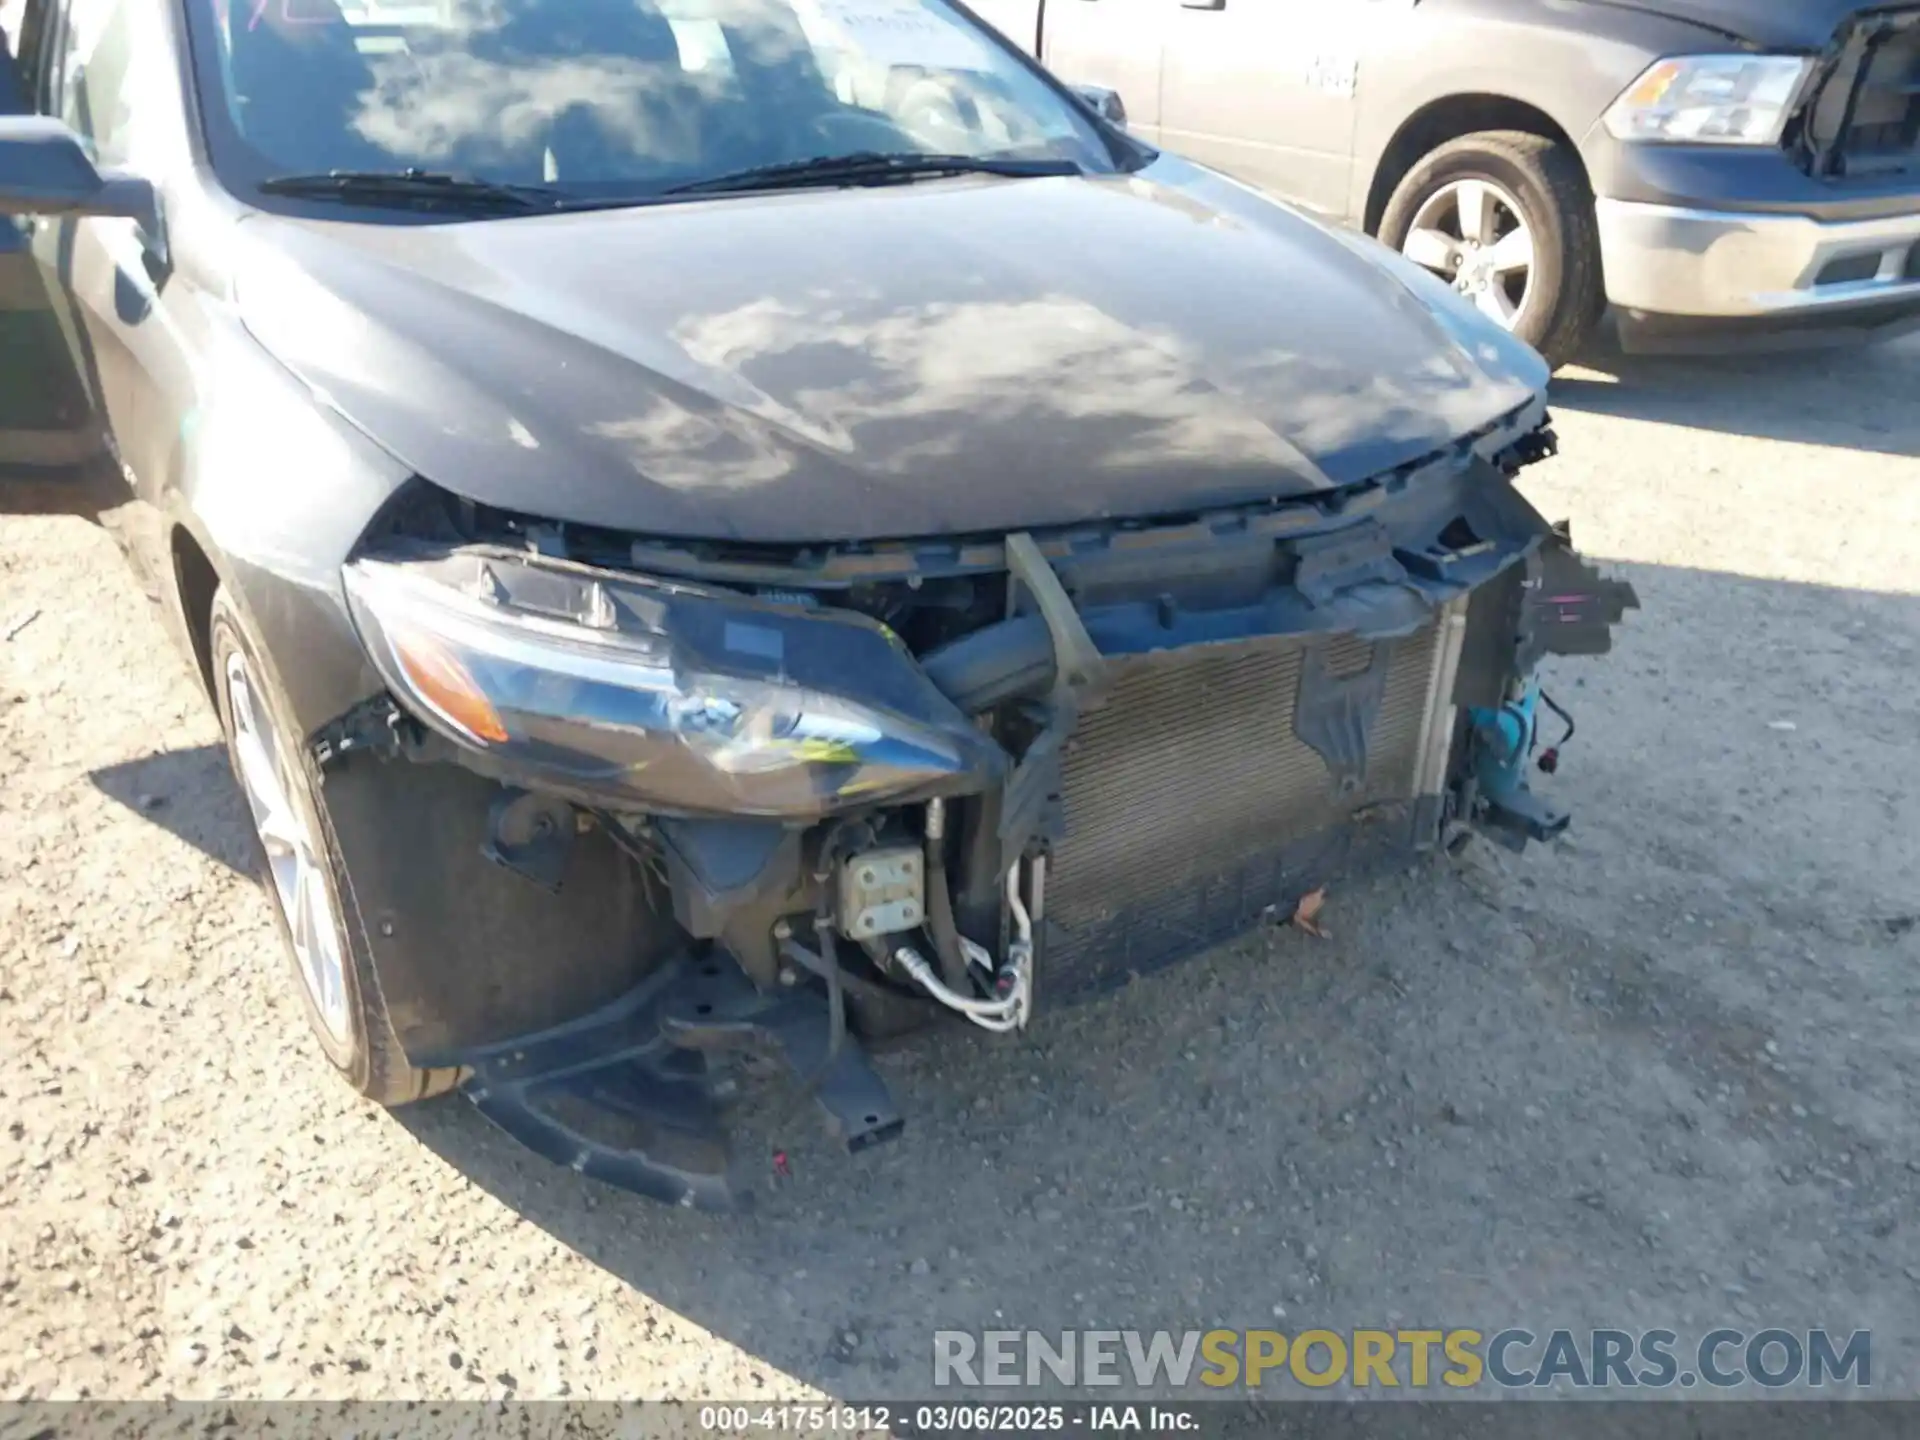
353,425,1635,1205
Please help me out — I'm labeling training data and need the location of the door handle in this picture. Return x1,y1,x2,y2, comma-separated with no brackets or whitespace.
1180,0,1225,8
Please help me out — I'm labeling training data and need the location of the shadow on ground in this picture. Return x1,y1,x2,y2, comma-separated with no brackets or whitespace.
1553,330,1920,458
88,743,254,875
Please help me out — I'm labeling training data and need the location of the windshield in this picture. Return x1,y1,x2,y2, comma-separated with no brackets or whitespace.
183,0,1120,207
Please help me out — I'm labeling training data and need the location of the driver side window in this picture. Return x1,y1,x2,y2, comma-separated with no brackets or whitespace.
45,0,143,165
4,0,50,112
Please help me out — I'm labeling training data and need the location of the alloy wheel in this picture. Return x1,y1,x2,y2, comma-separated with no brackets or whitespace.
1399,178,1536,329
225,650,354,1048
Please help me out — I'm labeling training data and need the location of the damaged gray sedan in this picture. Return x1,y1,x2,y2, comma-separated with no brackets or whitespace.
1,0,1634,1207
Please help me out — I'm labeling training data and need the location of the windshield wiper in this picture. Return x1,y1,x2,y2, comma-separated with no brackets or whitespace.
257,168,567,213
663,151,1083,197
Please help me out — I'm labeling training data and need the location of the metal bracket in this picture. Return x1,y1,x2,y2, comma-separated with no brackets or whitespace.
310,694,417,772
1004,531,1105,698
662,969,905,1155
997,533,1110,865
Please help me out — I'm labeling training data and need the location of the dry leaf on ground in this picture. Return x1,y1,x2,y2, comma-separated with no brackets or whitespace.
1291,886,1331,939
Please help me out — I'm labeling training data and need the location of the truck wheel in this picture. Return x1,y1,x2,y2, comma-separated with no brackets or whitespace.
210,586,463,1106
1378,130,1604,368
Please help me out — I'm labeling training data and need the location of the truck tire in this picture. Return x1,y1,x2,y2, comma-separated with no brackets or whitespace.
209,586,463,1107
1377,130,1605,368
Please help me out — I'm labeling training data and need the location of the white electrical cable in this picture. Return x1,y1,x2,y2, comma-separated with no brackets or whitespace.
894,946,1020,1018
896,863,1033,1032
985,861,1034,1032
1005,862,1033,957
894,875,1036,1029
960,936,1026,1034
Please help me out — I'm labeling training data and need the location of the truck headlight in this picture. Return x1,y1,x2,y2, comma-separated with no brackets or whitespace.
341,551,1004,818
1603,55,1812,146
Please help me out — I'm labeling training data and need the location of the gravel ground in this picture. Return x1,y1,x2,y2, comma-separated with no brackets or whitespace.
2,333,1917,1405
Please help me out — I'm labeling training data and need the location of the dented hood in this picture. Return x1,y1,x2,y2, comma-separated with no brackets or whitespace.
235,156,1545,545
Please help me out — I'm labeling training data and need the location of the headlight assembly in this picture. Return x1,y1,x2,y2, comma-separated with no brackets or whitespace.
341,551,1005,819
1603,55,1812,147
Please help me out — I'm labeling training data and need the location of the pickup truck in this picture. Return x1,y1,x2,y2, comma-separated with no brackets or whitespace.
970,0,1920,364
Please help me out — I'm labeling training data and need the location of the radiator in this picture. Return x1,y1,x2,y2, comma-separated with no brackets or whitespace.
1041,615,1457,1000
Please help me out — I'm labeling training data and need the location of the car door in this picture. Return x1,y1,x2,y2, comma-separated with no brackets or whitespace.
1,0,97,471
1157,0,1394,217
26,0,184,571
1039,0,1164,142
30,0,171,451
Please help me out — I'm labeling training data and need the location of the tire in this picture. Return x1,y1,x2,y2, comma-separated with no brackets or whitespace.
1377,129,1605,369
209,586,462,1106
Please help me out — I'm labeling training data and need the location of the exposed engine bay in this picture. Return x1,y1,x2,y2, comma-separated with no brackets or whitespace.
317,398,1636,1209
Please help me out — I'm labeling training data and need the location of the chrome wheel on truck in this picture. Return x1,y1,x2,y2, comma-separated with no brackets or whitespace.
1377,129,1607,368
1401,178,1537,329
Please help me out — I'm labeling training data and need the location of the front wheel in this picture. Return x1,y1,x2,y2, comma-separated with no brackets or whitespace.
210,586,461,1106
1377,130,1605,369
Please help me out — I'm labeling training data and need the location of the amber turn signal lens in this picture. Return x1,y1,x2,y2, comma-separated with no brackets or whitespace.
391,630,509,744
1620,59,1682,109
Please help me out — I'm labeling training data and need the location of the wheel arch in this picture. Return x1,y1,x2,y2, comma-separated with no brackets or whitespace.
170,521,221,702
1363,95,1587,236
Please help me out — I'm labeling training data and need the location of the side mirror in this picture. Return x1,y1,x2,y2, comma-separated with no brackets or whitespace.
1070,84,1127,129
0,116,158,224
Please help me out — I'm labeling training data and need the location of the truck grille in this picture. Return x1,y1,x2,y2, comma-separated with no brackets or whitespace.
1804,9,1920,178
1041,622,1446,1001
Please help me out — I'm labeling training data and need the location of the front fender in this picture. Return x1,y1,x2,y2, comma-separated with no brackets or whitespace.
167,308,411,738
171,323,675,1061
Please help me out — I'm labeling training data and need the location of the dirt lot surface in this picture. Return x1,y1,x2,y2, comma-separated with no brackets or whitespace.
2,334,1918,1405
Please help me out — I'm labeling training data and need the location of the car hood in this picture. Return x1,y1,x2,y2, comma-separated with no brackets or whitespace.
235,157,1545,545
1575,0,1871,48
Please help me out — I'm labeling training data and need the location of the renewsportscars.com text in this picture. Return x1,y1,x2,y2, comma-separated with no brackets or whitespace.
933,1327,1871,1391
